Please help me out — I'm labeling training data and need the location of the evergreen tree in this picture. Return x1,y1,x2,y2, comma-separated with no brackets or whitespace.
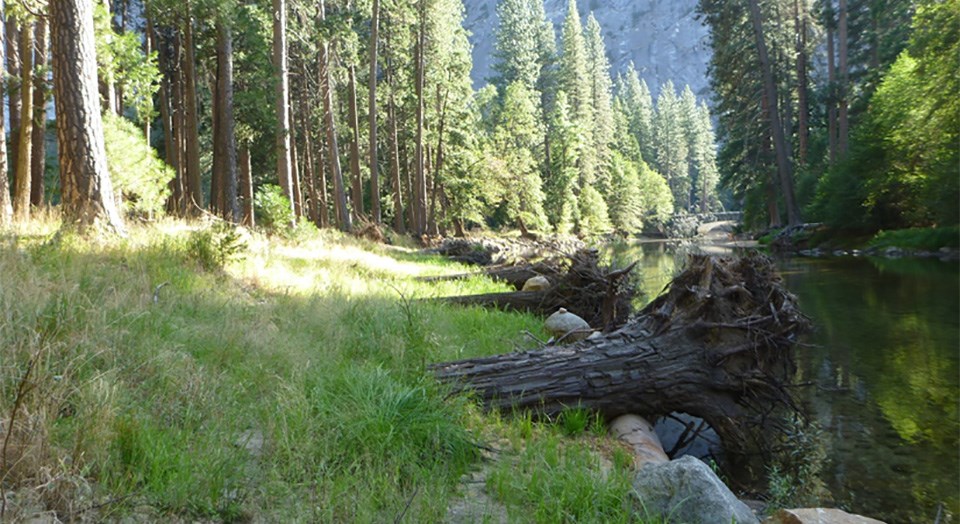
492,81,548,232
543,90,579,232
691,101,721,213
654,80,690,211
606,152,644,234
584,13,613,187
558,0,595,191
493,0,544,91
618,63,656,167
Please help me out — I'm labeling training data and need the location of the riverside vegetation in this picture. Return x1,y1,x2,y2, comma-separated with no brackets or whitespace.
0,214,665,522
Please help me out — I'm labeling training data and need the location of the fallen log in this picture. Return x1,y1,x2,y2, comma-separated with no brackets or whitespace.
431,254,808,459
417,258,568,290
432,249,637,330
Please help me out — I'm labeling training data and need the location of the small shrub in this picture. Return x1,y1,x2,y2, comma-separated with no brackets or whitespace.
254,185,295,233
102,112,174,217
186,223,247,271
765,417,827,512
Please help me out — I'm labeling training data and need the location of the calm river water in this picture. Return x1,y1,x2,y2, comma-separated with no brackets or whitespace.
608,240,959,523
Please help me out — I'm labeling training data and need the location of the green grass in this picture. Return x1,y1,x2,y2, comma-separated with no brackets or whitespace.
867,225,960,250
0,216,657,522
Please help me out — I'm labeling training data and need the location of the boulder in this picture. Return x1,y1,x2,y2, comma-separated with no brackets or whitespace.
632,455,759,524
544,308,591,342
609,414,669,468
764,508,886,524
521,275,551,291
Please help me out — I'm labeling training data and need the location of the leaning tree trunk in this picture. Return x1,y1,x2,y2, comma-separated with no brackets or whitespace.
432,255,808,459
51,0,125,234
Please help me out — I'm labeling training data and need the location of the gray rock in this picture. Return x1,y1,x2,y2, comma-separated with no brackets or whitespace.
521,275,551,291
544,308,591,342
632,456,759,524
883,246,904,258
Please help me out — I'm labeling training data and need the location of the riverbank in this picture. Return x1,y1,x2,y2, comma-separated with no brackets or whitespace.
759,224,960,261
0,218,680,522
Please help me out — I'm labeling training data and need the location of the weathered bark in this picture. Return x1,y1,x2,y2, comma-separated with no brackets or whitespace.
433,255,807,458
273,0,295,216
13,23,33,220
51,0,125,233
748,0,800,226
215,21,239,222
0,2,11,224
30,18,48,208
368,0,380,224
182,13,203,213
347,65,363,220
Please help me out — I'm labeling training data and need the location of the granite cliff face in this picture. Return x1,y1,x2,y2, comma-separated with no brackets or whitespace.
462,0,712,99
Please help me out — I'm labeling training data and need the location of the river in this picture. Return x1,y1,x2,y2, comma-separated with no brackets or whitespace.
607,239,959,523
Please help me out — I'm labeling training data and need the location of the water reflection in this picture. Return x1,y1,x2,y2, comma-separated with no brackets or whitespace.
608,241,959,523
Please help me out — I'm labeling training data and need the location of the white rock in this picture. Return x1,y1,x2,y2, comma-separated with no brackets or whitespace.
544,308,591,342
521,275,551,291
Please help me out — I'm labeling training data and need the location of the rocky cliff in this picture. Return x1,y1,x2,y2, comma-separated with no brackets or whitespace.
462,0,712,99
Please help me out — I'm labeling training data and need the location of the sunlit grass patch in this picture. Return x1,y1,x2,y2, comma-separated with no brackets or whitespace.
0,218,637,521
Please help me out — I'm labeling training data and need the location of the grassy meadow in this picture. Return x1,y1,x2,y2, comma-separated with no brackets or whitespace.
0,215,643,522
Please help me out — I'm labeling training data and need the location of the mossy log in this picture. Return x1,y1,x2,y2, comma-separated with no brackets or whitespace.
431,254,809,458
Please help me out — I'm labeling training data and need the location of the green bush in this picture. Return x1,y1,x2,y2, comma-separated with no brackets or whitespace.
102,112,174,216
868,226,960,250
253,184,295,233
186,223,247,271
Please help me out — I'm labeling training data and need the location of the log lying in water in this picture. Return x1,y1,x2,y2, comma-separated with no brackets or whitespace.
432,249,637,330
431,254,808,457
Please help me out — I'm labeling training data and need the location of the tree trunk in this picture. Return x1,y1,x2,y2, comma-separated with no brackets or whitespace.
748,0,800,226
290,112,303,217
51,0,125,234
794,0,808,168
319,0,351,232
30,18,48,208
347,65,363,220
413,0,427,235
239,145,254,227
0,2,11,223
826,10,837,167
368,0,380,224
215,21,239,222
273,0,295,216
388,94,404,233
837,0,849,156
432,255,807,459
6,20,20,189
182,13,203,214
13,23,33,220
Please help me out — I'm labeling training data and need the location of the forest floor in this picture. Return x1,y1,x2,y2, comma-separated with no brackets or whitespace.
0,215,654,523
